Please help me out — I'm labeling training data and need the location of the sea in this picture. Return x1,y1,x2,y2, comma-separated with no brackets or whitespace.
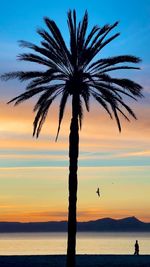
0,232,149,255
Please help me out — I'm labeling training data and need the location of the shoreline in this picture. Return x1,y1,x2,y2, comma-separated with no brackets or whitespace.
0,255,150,267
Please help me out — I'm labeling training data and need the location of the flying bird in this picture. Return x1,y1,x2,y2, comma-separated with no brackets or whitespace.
96,187,100,197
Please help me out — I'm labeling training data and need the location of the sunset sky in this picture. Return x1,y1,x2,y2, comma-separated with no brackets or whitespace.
0,0,150,222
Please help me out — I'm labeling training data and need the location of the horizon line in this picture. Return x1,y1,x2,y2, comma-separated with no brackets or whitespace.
0,216,149,224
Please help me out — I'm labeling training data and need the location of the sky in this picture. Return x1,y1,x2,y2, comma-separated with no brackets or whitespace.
0,0,150,222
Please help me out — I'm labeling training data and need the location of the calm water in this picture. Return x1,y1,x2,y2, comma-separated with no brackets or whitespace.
0,232,149,255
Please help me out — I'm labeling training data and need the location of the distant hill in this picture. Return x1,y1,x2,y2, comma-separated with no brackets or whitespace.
0,217,150,232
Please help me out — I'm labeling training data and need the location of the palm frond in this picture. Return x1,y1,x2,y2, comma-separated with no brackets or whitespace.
77,10,88,51
112,106,121,132
84,25,99,49
115,98,137,119
33,85,63,111
7,87,47,105
116,107,130,122
1,71,44,81
81,86,90,111
109,78,143,97
89,78,141,100
33,98,54,138
18,53,52,67
102,65,140,73
88,55,141,71
91,91,112,119
19,41,70,75
44,17,71,68
90,82,123,100
83,22,119,67
87,24,110,49
67,10,77,65
55,90,69,141
34,104,49,138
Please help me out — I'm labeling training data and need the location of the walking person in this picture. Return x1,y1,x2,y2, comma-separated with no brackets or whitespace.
134,240,139,255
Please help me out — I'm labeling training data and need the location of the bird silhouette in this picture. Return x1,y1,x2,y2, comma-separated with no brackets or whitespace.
96,187,100,197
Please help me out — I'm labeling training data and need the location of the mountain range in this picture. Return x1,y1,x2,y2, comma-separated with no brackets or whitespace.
0,217,150,232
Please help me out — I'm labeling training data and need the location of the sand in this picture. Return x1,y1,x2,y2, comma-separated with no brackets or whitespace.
0,255,150,267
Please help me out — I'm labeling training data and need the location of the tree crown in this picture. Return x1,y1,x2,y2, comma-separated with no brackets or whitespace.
1,10,143,139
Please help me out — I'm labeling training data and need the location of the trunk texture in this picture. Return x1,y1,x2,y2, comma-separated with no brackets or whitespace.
66,95,79,267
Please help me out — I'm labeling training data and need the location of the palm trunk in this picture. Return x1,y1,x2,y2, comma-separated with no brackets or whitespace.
66,95,79,267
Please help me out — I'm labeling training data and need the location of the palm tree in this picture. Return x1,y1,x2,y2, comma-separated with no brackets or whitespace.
1,10,143,267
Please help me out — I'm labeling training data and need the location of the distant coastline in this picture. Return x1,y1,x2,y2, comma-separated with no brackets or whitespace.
0,216,150,232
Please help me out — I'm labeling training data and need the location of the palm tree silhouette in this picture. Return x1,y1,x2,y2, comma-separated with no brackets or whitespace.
2,10,143,267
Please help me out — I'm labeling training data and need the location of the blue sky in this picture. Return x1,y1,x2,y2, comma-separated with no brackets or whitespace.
0,0,150,97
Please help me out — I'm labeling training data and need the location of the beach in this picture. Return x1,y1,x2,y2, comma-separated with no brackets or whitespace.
0,255,150,267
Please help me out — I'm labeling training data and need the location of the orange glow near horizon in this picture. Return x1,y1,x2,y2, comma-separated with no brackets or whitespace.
0,99,150,224
1,209,150,223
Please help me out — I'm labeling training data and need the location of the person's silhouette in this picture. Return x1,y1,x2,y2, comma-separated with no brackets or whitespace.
134,240,139,255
